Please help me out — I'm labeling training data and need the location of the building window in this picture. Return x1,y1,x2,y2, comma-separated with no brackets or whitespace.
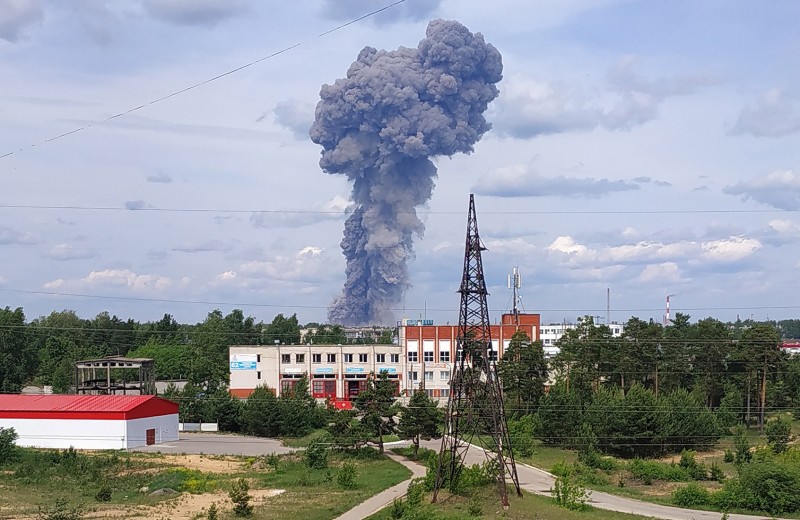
376,353,386,363
408,371,418,381
440,371,450,380
438,350,450,362
359,353,368,363
456,350,464,362
296,353,305,363
257,371,261,380
281,354,291,364
390,354,399,363
423,351,434,362
426,389,435,397
440,389,450,397
489,350,498,362
327,353,336,363
312,353,321,364
312,379,336,399
408,351,418,363
281,379,298,395
343,353,353,363
256,354,261,363
424,371,433,381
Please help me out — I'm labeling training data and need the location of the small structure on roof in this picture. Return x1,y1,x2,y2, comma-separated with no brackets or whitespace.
75,356,156,395
0,394,179,450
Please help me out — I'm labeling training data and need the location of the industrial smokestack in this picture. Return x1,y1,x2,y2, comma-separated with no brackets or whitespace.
310,19,503,325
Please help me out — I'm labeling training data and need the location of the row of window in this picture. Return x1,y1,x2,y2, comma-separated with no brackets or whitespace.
407,370,451,381
407,351,498,362
281,353,401,364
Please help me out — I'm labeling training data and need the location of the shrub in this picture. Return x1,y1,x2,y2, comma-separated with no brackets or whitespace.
723,449,734,463
733,425,751,464
406,479,424,509
551,473,590,511
207,502,218,520
672,483,711,507
735,462,800,514
389,498,406,519
94,484,112,502
229,478,253,517
628,459,690,484
0,427,19,465
709,462,725,482
467,495,483,517
765,416,792,454
679,450,708,480
305,441,329,469
337,462,358,489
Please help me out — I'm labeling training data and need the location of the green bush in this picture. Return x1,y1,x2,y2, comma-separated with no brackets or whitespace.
765,416,792,454
723,449,734,463
628,459,690,484
305,440,329,469
709,461,725,482
337,462,358,489
735,462,800,514
0,427,19,465
551,473,590,511
672,483,712,507
207,502,218,520
229,478,253,517
550,461,608,486
94,484,112,502
678,450,708,480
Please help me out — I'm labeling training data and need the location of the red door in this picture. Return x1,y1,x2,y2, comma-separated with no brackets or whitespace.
146,428,156,445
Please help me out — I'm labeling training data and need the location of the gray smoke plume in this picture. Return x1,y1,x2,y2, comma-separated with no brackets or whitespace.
310,19,503,325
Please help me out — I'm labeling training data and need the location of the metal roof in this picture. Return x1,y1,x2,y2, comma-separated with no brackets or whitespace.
0,394,160,413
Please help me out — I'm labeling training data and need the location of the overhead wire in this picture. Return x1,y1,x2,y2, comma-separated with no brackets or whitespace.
0,1,408,161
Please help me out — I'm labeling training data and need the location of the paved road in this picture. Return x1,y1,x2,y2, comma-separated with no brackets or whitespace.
333,452,427,520
132,432,295,456
415,439,787,520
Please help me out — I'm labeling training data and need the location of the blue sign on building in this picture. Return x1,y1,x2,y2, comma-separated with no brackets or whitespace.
377,367,397,373
345,367,365,373
315,367,334,374
230,361,257,371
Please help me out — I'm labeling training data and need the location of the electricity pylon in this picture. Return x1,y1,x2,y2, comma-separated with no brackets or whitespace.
432,194,521,507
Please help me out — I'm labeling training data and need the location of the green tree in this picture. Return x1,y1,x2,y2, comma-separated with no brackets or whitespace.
534,383,582,447
0,307,33,392
765,416,792,453
354,371,398,453
716,385,743,430
263,313,301,345
398,390,442,458
738,324,782,428
240,386,280,437
277,375,323,436
498,331,547,415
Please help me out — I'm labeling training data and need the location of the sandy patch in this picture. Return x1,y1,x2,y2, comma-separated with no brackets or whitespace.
83,489,286,519
143,454,249,474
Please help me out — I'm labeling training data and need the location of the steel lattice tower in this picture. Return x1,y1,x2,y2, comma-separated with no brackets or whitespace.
432,194,521,507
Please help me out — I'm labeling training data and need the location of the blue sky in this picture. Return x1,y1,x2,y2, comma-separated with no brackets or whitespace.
1,0,799,326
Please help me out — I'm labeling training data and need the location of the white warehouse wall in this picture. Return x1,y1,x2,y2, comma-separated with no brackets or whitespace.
125,414,179,448
1,418,127,450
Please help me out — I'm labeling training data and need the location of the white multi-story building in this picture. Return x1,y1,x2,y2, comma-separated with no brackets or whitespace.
539,321,626,357
229,344,404,402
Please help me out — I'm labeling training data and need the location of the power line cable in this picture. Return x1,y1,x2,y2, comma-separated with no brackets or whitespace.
0,0,407,161
0,203,797,215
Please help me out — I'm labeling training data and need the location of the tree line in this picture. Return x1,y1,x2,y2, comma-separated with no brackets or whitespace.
0,306,392,393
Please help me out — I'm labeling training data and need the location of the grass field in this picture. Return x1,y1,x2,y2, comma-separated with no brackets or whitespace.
0,446,411,520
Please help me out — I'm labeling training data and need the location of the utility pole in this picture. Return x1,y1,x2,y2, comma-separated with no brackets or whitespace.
433,195,521,507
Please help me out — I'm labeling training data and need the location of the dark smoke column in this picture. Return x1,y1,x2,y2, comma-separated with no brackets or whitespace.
310,19,503,326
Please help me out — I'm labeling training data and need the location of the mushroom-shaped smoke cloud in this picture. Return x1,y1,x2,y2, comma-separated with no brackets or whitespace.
310,19,503,325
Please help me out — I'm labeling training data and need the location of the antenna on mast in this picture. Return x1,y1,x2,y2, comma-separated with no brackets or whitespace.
508,266,522,327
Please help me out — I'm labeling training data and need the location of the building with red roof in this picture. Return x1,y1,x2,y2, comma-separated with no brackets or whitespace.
0,394,179,450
